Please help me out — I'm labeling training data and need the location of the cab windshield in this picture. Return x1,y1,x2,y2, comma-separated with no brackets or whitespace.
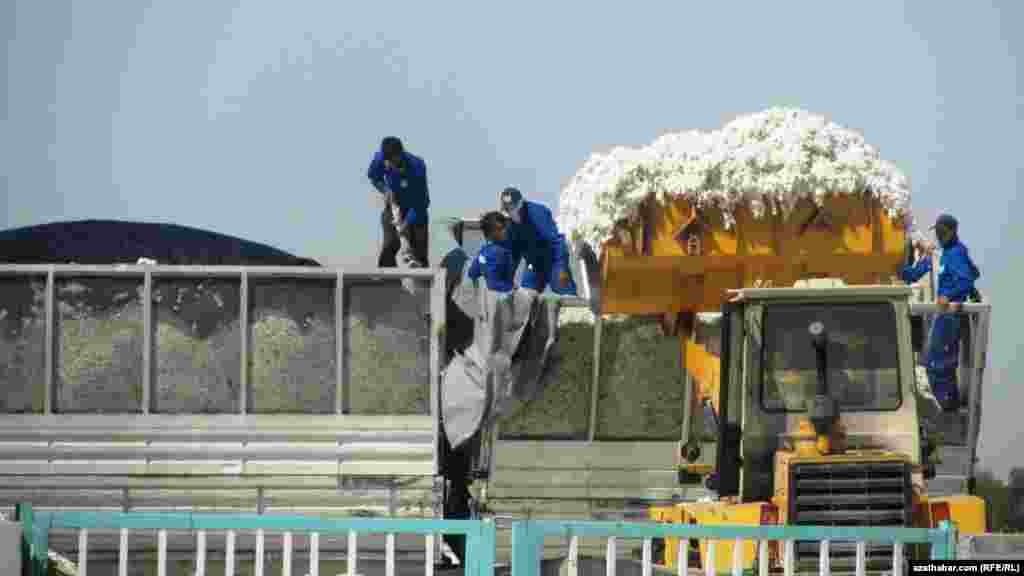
761,303,902,412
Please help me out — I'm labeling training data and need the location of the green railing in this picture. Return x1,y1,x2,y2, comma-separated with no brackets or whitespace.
16,503,495,576
513,519,958,576
18,503,958,576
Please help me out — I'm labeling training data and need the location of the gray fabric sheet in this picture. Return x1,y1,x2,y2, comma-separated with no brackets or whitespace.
385,192,424,270
442,253,561,449
383,192,424,295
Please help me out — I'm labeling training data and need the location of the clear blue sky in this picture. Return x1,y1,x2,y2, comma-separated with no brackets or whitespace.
3,2,1021,478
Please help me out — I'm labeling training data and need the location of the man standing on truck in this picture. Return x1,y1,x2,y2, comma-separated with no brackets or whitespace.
367,137,430,268
900,213,981,411
498,187,577,295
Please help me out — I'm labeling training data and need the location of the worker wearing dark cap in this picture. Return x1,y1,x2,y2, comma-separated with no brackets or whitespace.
467,211,517,293
498,187,577,296
900,213,981,411
367,137,430,268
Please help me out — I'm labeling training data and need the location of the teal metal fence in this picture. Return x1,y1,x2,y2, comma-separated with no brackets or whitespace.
513,519,958,576
16,503,496,576
18,503,958,576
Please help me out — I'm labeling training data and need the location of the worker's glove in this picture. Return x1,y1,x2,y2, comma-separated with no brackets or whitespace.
373,187,388,209
969,287,983,303
935,296,964,313
558,269,570,289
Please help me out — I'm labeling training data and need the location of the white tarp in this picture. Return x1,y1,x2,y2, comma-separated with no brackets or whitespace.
442,250,561,448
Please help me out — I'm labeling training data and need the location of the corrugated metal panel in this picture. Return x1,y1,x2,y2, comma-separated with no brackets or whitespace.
0,475,436,491
0,489,436,512
0,490,126,509
0,443,431,461
0,416,437,508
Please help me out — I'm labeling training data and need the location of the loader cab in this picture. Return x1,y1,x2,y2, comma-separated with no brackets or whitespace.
711,284,924,504
709,282,991,502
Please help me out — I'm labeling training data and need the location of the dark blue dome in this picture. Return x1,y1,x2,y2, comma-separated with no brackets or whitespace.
0,219,320,266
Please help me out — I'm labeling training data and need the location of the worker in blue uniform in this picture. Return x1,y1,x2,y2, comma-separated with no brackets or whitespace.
497,187,577,296
441,210,516,568
467,211,516,293
900,213,981,411
366,137,430,267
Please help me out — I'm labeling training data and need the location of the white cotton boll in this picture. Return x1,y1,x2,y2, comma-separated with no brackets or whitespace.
749,197,767,219
559,107,913,257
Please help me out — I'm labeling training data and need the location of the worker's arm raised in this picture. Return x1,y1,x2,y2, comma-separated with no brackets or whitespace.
899,254,932,284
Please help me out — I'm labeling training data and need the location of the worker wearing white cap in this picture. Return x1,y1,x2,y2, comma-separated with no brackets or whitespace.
498,187,576,295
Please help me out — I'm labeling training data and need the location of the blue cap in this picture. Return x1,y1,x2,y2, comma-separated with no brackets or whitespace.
381,136,403,159
499,187,523,214
930,213,958,231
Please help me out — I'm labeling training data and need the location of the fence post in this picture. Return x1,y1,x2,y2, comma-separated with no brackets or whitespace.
475,519,497,576
931,521,959,560
956,534,973,560
15,503,48,576
15,503,30,576
512,521,541,576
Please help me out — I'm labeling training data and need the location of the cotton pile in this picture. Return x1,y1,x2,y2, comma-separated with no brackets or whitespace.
558,108,913,258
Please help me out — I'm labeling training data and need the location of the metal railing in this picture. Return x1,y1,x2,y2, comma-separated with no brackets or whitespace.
17,503,496,576
17,503,961,576
512,519,958,576
909,303,991,492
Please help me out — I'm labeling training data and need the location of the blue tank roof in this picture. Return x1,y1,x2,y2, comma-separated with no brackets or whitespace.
0,220,320,266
